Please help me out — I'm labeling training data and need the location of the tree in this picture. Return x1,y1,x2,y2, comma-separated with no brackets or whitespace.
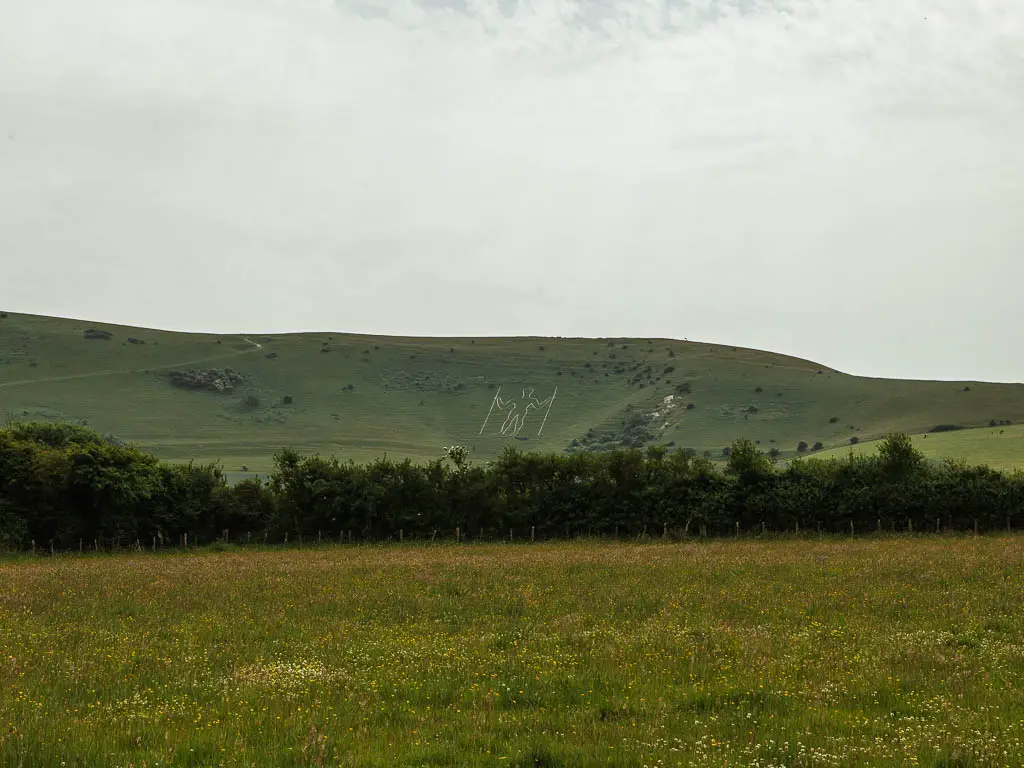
797,441,808,453
813,442,824,451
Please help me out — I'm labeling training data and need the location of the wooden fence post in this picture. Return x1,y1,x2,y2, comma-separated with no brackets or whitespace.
531,526,535,543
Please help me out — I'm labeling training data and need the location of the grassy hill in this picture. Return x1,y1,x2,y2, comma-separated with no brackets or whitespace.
810,423,1024,472
2,312,1023,474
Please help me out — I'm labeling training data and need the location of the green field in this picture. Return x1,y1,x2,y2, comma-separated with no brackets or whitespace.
3,312,1024,472
810,424,1024,472
1,537,1023,766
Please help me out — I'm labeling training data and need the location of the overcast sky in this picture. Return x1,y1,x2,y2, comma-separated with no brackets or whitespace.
2,0,1022,381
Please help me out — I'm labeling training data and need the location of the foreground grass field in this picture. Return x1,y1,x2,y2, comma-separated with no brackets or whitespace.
2,538,1023,767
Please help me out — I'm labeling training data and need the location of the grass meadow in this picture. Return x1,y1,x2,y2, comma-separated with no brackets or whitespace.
2,537,1023,767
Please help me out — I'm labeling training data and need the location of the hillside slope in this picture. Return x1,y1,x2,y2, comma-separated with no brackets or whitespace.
2,312,1023,472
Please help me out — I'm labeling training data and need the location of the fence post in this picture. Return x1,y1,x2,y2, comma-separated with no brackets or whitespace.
399,529,403,543
663,522,668,539
184,532,188,549
284,532,288,545
974,518,979,535
32,540,35,554
850,520,854,537
79,538,83,554
735,522,739,538
50,540,54,556
795,521,799,535
530,526,535,543
318,530,323,545
936,518,940,534
152,536,156,552
456,527,460,543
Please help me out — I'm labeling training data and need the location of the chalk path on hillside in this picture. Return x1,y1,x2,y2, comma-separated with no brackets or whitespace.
0,342,263,391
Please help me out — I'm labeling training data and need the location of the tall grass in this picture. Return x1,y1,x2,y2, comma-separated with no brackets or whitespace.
1,536,1022,766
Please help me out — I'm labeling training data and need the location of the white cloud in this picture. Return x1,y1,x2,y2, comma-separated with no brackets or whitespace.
0,0,1022,379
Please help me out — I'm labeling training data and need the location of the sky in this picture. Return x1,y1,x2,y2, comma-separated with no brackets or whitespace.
1,0,1022,382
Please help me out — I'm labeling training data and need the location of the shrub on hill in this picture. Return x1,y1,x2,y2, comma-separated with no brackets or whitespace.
813,442,824,451
797,441,808,452
83,328,112,340
168,368,243,393
929,424,965,433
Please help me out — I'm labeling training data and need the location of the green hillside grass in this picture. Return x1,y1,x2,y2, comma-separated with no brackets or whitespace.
810,423,1024,472
2,312,1023,472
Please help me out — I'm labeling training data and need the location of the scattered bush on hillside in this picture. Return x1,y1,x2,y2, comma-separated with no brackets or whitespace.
685,403,695,410
282,395,293,405
829,416,839,424
930,425,965,433
83,328,112,340
383,370,465,394
963,386,971,392
797,441,808,453
755,387,763,393
769,447,780,460
722,447,731,457
813,442,824,451
168,368,243,393
320,347,330,354
265,352,278,359
664,366,675,374
341,384,355,392
0,312,7,318
990,419,1012,427
127,337,145,345
675,382,692,395
243,395,261,409
850,436,860,445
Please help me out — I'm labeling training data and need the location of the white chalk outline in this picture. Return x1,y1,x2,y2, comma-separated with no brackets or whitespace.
479,386,557,438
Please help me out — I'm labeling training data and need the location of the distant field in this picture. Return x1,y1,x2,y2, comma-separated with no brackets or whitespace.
4,312,1024,471
811,424,1024,472
2,537,1023,766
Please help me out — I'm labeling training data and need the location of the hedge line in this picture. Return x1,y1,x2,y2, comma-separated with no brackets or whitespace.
1,422,1022,551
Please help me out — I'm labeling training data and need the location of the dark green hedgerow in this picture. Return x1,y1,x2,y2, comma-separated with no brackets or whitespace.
1,423,1022,550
